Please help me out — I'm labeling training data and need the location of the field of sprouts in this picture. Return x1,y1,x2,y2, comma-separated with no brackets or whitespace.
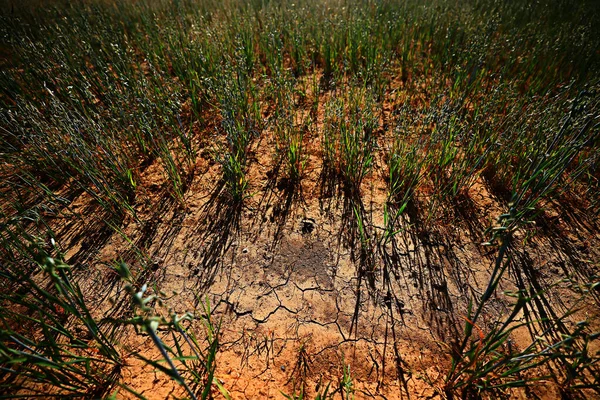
1,0,599,398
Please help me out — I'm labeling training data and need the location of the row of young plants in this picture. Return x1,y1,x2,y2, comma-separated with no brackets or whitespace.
330,84,600,398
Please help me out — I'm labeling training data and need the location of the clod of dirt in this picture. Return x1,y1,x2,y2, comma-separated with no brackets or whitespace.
301,218,316,234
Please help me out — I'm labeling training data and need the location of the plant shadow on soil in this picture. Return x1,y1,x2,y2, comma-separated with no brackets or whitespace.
184,180,244,293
